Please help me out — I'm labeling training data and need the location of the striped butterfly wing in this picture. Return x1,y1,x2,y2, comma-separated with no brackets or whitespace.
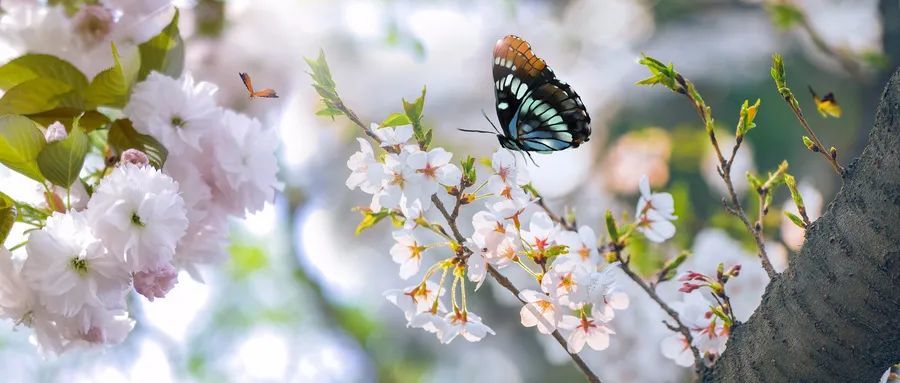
492,35,555,141
491,35,591,152
515,78,591,152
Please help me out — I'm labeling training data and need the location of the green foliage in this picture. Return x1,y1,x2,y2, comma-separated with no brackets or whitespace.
0,54,88,92
460,155,476,184
636,54,679,91
784,211,806,228
137,9,184,80
37,115,89,187
0,191,16,247
0,78,83,115
658,250,689,282
335,305,380,342
28,108,110,132
379,112,411,128
87,43,141,109
801,135,815,151
766,3,804,29
784,174,805,211
604,210,619,243
228,243,268,280
402,86,431,148
355,208,391,235
37,118,89,188
737,98,761,137
305,49,343,118
107,119,168,168
0,114,46,182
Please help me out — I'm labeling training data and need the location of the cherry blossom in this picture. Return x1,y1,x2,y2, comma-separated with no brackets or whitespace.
21,212,130,317
559,314,614,353
635,174,677,243
441,310,495,343
519,289,562,334
346,138,385,194
372,123,413,148
554,226,601,271
383,280,442,320
390,230,429,279
87,163,188,272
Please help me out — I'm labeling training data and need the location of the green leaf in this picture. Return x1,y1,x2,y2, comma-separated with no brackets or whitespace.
605,210,620,243
784,211,806,229
36,115,89,187
0,78,83,114
379,112,411,128
304,49,337,99
0,191,16,246
0,114,46,182
461,155,476,184
27,108,110,133
767,3,804,29
107,119,168,168
138,9,184,80
402,86,428,146
0,53,88,92
355,209,390,235
737,98,761,136
86,42,140,109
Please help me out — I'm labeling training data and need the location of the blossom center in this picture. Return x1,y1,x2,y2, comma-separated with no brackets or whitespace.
417,162,437,179
131,212,145,227
170,116,186,129
69,257,89,277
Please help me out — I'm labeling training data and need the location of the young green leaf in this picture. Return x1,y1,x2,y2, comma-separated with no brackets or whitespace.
0,114,46,182
737,98,761,136
379,112,411,128
36,114,89,187
784,211,806,229
0,191,16,246
766,3,804,30
402,86,429,147
355,209,390,235
605,210,620,244
0,78,83,115
137,9,184,80
107,119,168,168
27,108,110,132
0,53,89,92
86,42,141,109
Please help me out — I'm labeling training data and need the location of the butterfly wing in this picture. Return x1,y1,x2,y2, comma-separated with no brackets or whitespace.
514,78,591,152
492,35,555,140
252,89,279,98
239,72,254,94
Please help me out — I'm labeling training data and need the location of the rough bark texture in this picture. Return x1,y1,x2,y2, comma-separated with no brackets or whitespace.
705,69,900,382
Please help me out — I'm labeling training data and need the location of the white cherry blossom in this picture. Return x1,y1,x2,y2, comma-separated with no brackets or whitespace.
441,310,495,343
390,230,429,279
559,314,614,353
346,138,385,194
519,289,562,334
635,174,677,243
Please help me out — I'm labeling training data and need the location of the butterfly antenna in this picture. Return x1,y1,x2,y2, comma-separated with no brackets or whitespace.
481,109,502,134
525,151,539,167
458,128,496,134
808,85,817,98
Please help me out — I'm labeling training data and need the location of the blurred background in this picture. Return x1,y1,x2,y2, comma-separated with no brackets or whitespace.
0,0,896,382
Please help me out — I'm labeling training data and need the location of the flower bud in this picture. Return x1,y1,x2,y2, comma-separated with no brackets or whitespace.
44,121,68,143
121,149,150,167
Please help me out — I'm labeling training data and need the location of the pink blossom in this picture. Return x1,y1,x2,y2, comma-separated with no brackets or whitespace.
133,263,179,301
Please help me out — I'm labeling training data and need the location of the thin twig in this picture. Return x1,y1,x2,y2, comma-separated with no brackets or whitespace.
783,102,845,175
676,78,778,279
613,247,706,374
795,9,863,79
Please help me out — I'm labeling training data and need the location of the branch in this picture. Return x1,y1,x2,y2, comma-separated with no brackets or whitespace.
612,245,706,374
672,73,778,278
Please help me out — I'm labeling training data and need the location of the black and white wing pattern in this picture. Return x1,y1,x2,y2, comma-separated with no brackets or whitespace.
491,35,591,152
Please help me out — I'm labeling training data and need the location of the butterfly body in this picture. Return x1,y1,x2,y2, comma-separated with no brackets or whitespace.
808,85,841,118
490,35,590,152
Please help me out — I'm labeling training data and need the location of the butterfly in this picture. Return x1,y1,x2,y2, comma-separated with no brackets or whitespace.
239,72,278,99
462,35,591,158
808,86,841,118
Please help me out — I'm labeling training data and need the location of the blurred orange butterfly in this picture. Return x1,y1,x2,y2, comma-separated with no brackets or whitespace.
808,86,841,118
239,72,278,99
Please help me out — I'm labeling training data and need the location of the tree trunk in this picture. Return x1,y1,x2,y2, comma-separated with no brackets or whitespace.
704,69,900,382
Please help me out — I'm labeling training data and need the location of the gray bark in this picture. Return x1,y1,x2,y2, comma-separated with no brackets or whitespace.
705,69,900,382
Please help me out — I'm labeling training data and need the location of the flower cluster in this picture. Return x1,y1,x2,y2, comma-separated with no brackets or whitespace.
0,71,280,354
347,127,649,352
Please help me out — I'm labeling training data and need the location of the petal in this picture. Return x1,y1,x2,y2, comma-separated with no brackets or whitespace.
639,174,651,198
585,329,610,350
567,330,586,353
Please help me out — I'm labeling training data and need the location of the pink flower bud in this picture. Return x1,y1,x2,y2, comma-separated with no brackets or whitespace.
83,326,105,344
678,271,705,282
728,264,742,277
44,121,67,143
121,149,150,167
133,263,178,301
679,283,701,293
